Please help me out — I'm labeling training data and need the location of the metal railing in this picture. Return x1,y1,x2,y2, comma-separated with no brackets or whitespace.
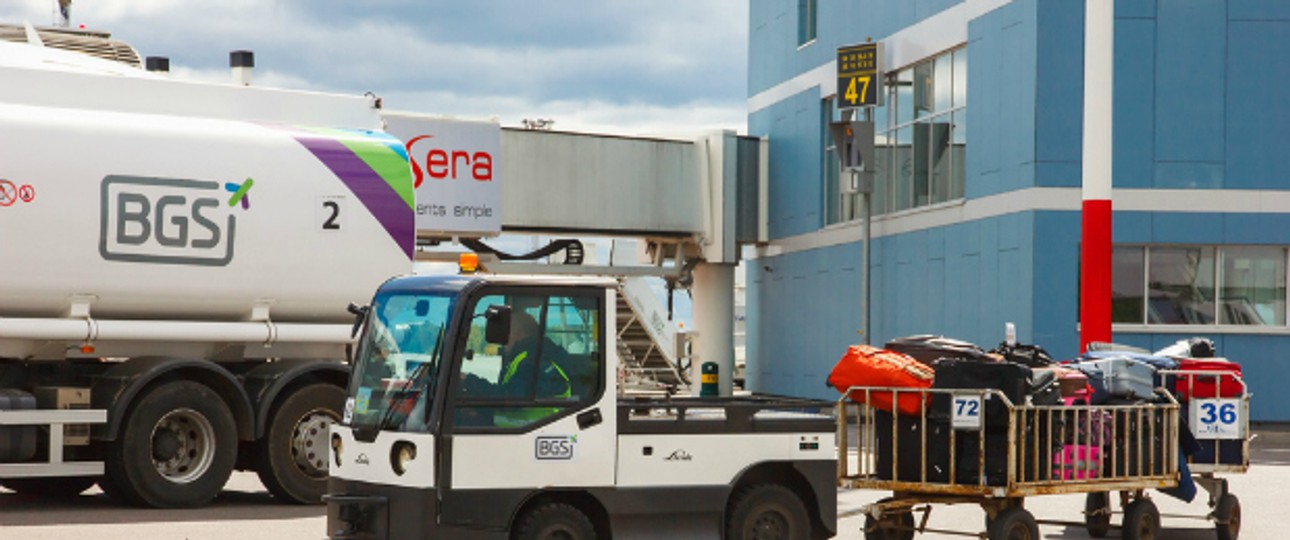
836,386,1180,498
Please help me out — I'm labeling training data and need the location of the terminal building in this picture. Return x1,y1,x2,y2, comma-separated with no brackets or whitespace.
744,0,1290,421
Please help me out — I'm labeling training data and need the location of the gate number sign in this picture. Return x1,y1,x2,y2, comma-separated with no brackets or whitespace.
952,395,982,430
1190,399,1242,439
836,43,882,109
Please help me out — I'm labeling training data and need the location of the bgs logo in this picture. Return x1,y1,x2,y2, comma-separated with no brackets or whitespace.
99,176,245,266
535,435,576,461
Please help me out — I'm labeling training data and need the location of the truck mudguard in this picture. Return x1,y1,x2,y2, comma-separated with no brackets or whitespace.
243,359,349,439
91,357,254,441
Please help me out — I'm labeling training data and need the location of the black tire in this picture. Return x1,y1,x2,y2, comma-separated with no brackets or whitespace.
987,507,1039,540
104,380,237,508
863,509,914,540
255,383,344,504
514,502,596,540
1214,493,1240,540
725,483,811,540
1084,492,1112,538
1122,499,1160,540
0,476,98,498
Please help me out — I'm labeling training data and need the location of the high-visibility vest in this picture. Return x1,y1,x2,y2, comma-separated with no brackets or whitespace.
502,350,572,399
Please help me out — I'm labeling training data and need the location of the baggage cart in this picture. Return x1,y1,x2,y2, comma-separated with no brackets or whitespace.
1157,369,1252,540
837,386,1182,540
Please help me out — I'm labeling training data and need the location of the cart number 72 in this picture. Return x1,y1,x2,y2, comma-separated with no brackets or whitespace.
952,395,982,430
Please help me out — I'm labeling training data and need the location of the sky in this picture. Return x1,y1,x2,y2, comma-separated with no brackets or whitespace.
0,0,749,134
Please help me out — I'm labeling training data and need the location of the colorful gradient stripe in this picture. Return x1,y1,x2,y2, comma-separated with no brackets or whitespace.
288,128,415,259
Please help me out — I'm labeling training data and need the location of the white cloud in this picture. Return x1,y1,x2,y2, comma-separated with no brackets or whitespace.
1,1,749,135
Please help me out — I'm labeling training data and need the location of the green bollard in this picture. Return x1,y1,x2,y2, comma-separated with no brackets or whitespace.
700,362,719,397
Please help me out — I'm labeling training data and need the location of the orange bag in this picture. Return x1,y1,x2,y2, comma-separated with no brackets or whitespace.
827,345,933,416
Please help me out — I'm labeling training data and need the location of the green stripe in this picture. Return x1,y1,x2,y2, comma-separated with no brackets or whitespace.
307,128,414,210
228,177,254,206
503,351,528,385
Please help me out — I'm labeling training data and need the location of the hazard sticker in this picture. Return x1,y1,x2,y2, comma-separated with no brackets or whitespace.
0,180,35,206
0,180,15,207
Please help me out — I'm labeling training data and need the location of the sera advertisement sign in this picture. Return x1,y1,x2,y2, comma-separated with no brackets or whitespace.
384,113,501,236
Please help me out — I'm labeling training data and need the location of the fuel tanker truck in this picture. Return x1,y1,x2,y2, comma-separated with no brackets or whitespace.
0,28,414,507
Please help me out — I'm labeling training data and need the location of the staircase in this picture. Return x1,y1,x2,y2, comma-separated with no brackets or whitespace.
616,278,688,390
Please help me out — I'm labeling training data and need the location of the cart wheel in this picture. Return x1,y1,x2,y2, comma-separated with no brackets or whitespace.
1122,498,1160,540
987,507,1038,540
1084,492,1112,538
1214,493,1240,540
863,510,914,540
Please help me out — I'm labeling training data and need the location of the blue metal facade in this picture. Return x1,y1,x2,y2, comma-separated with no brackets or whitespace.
747,0,1290,421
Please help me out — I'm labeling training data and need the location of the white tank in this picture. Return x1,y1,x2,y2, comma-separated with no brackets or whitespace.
0,101,415,324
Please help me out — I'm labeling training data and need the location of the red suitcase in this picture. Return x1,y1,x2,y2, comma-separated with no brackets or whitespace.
1172,358,1243,400
827,345,933,416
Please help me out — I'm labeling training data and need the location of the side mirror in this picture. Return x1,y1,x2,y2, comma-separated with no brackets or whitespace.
347,302,370,339
484,305,512,345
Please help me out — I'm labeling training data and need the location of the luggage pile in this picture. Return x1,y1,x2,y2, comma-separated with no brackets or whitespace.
827,335,1246,488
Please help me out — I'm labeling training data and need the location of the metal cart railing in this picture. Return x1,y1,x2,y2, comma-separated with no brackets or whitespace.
837,386,1181,540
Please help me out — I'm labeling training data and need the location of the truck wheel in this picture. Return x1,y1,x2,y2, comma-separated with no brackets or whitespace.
105,380,237,508
863,512,914,540
514,502,596,540
987,507,1038,540
726,484,810,540
1214,493,1240,540
1084,492,1112,538
255,383,344,504
1121,498,1160,540
0,476,98,498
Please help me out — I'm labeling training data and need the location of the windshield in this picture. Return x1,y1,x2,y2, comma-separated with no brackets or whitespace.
348,290,454,435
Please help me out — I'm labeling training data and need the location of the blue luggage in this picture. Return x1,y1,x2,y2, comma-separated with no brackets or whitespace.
1072,357,1157,403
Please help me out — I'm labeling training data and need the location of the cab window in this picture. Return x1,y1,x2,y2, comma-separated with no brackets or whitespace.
453,290,601,430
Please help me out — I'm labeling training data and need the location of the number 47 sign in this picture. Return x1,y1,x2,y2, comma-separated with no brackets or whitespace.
836,42,883,110
1190,399,1243,439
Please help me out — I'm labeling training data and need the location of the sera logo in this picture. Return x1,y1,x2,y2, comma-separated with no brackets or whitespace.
535,435,577,461
405,134,494,188
99,175,250,266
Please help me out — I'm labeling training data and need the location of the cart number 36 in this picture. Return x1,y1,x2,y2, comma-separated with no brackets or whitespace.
1191,399,1242,439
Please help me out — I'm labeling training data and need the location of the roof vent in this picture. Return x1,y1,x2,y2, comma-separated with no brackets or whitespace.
230,50,253,86
145,56,169,73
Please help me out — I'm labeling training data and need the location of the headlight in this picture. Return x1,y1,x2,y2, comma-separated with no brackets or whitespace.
331,433,343,467
391,441,417,476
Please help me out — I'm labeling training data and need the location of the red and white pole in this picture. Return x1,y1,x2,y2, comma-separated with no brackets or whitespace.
1080,0,1114,352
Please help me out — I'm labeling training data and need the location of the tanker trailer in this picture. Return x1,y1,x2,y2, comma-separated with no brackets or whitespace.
0,36,414,507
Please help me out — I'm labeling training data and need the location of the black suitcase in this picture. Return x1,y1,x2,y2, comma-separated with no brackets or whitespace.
873,409,950,482
930,359,1031,427
884,335,992,365
1103,408,1170,477
950,414,1051,486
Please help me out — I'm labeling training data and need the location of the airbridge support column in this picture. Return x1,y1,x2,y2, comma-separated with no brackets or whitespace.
691,262,736,397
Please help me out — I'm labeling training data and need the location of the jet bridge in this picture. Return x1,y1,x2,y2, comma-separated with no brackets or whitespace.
402,117,767,397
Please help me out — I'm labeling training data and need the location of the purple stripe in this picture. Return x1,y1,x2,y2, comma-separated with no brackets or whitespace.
296,136,414,259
